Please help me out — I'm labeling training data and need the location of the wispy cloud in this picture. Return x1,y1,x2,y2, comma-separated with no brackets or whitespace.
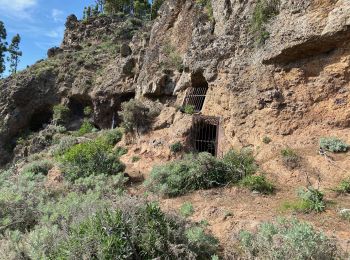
0,0,38,19
51,9,65,23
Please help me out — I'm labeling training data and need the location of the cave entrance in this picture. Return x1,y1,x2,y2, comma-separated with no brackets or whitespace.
191,115,219,156
29,105,53,132
68,96,93,118
183,72,208,113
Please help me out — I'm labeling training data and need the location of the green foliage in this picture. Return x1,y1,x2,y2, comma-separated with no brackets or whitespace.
145,150,257,197
119,99,158,134
196,0,213,21
251,0,281,45
7,33,22,74
334,179,350,194
98,128,123,146
282,187,325,213
132,155,140,162
320,137,349,153
58,138,125,181
52,202,218,259
151,0,164,19
161,43,183,71
180,202,194,217
77,120,95,136
240,175,275,194
52,104,70,125
239,218,339,260
223,149,258,179
0,21,7,77
262,136,272,144
105,0,151,20
83,106,93,117
50,135,78,156
185,226,219,256
170,141,184,153
281,147,300,170
183,104,195,114
21,160,54,175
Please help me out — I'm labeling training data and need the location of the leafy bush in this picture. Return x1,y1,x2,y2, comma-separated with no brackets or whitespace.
77,120,95,136
50,135,78,156
52,104,70,125
281,148,300,170
98,128,123,146
320,137,349,153
52,203,218,259
282,187,325,213
238,218,339,260
145,151,257,197
239,175,275,194
170,141,184,153
119,99,158,134
186,226,219,256
183,104,195,114
83,106,93,117
180,202,195,217
334,179,350,194
251,0,280,45
21,159,54,175
58,139,125,181
161,43,183,71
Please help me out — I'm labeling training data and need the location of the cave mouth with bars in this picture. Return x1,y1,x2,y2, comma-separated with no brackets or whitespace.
183,72,208,113
191,115,219,157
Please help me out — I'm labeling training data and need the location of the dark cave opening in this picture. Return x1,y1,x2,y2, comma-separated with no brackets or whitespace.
68,96,93,118
29,106,53,132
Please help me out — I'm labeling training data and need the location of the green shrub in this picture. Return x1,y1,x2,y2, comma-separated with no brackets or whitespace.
50,135,78,156
262,136,272,144
320,137,349,153
170,141,184,153
282,187,325,213
161,43,183,71
185,226,219,256
223,149,258,179
251,0,280,45
183,104,195,114
77,120,95,136
52,203,218,259
196,0,214,21
53,104,70,125
83,106,93,117
119,99,158,134
239,218,339,260
334,179,350,194
180,202,194,217
99,128,123,146
131,155,140,162
145,150,257,197
59,139,125,181
240,175,275,194
21,160,54,175
281,148,300,170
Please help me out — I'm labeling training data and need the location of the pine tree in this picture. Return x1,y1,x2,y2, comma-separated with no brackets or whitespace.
87,6,92,18
7,34,22,74
151,0,164,20
95,0,106,13
93,4,99,16
83,6,87,20
0,21,7,77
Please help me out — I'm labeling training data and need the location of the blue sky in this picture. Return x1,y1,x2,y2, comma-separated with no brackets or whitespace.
0,0,95,75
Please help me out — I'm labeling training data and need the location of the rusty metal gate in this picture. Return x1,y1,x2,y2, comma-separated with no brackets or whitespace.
183,87,208,113
191,115,220,156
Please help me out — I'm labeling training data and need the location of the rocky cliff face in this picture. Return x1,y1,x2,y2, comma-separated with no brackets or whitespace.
0,0,350,165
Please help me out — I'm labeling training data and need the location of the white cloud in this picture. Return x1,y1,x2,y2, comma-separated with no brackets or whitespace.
0,0,38,19
51,9,65,22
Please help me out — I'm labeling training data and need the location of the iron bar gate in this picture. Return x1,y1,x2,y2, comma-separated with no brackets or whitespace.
183,87,208,113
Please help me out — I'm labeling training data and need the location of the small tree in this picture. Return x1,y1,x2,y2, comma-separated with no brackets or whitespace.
95,0,106,13
119,99,155,135
7,34,22,74
151,0,164,20
0,21,7,77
